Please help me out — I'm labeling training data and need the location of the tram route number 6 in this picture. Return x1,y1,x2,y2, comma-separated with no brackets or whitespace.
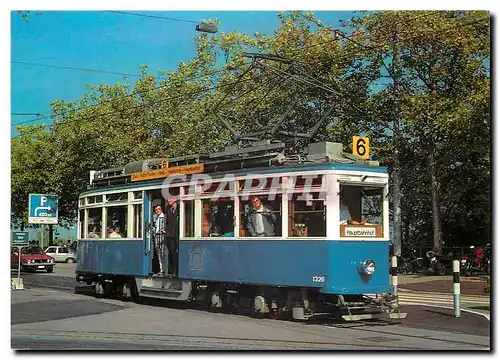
353,136,370,160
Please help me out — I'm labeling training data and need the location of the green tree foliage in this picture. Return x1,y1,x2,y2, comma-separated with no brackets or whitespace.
11,11,490,252
345,10,490,251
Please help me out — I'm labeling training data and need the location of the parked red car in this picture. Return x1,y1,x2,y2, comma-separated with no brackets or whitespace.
11,246,55,273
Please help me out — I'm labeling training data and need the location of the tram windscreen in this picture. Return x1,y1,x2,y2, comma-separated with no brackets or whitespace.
340,185,383,226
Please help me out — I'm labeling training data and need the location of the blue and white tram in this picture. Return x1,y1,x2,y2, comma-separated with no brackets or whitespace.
76,141,404,320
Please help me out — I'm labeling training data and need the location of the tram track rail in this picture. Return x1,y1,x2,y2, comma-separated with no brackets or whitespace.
19,280,488,350
11,328,421,350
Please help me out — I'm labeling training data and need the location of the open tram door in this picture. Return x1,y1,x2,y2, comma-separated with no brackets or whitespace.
144,190,166,275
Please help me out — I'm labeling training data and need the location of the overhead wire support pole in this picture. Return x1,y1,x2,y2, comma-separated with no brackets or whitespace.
306,105,336,141
243,52,293,64
258,62,341,96
243,52,341,95
217,115,241,141
269,98,300,136
209,64,254,115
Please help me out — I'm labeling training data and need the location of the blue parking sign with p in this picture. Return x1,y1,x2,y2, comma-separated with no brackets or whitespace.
28,194,58,224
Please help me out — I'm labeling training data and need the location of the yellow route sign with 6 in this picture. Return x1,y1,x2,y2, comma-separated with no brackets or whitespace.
353,136,370,159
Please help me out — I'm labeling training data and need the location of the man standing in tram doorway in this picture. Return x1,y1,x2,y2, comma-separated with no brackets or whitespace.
153,204,166,275
166,199,180,278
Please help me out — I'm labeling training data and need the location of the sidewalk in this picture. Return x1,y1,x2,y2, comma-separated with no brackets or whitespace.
398,275,490,296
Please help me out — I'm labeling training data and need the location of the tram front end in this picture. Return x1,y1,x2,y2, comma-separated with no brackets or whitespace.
312,239,404,321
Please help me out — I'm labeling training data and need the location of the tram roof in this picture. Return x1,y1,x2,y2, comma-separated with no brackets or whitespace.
80,162,387,197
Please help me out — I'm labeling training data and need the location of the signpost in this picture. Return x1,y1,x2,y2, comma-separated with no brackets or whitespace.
12,231,29,245
11,231,29,290
28,194,59,224
28,193,58,252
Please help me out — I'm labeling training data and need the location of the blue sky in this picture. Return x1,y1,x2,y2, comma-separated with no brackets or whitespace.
10,10,355,240
11,11,355,135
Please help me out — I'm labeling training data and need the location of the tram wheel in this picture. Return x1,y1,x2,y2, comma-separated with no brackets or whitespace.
209,291,224,310
121,282,131,300
94,280,104,297
129,278,140,303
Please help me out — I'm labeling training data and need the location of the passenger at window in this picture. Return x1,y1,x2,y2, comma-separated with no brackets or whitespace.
245,196,276,237
222,216,237,237
109,226,122,238
88,225,101,238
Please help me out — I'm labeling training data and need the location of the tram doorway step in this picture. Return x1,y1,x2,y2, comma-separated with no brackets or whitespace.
136,277,192,301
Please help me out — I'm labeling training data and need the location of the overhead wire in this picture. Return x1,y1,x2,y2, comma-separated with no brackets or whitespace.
12,12,488,132
11,76,257,139
11,112,48,116
107,11,199,24
11,12,459,128
236,12,489,132
11,62,252,127
14,12,443,124
12,60,143,78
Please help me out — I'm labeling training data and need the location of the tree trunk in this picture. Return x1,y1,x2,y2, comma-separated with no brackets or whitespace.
393,147,402,256
427,143,442,254
392,45,402,257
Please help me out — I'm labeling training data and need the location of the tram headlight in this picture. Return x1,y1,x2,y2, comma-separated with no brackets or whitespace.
361,259,376,275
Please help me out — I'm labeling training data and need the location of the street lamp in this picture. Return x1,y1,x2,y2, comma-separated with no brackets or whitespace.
196,22,217,33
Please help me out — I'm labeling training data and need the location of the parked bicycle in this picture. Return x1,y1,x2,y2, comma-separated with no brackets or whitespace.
399,249,426,275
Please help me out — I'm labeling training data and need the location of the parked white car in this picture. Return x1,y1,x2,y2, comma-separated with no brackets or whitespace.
44,245,77,263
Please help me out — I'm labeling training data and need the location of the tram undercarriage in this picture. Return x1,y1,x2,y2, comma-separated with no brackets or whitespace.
76,273,406,322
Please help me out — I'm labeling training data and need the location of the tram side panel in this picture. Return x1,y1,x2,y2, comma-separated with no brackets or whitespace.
179,238,389,295
321,240,390,295
179,240,238,283
236,239,328,287
76,239,148,276
180,239,328,288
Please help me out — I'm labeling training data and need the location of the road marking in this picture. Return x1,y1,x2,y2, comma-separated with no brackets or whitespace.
396,289,490,321
398,289,490,305
399,288,490,299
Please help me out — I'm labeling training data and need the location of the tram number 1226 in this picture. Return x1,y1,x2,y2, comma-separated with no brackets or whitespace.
312,276,325,283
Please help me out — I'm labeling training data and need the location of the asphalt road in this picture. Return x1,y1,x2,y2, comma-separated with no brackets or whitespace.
11,265,490,350
11,287,490,351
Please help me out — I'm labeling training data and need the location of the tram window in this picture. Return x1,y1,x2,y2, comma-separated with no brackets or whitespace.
201,198,234,237
79,209,84,239
133,204,142,238
105,193,127,203
106,206,128,238
288,193,326,237
340,185,383,226
183,200,195,237
240,195,282,237
79,198,85,206
87,195,103,204
87,208,102,238
133,191,142,200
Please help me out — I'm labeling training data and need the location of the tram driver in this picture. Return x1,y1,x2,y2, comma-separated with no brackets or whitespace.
245,195,276,237
340,187,366,225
